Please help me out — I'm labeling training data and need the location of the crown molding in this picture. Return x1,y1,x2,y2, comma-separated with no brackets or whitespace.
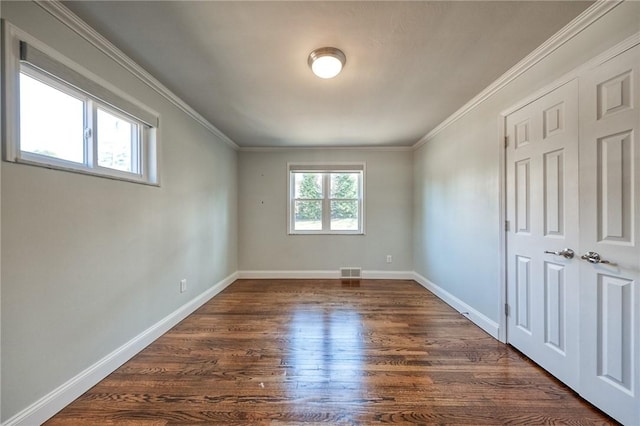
32,0,622,153
500,30,640,119
34,0,240,151
239,145,414,153
412,0,623,150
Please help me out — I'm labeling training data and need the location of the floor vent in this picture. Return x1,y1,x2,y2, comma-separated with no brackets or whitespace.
340,267,362,279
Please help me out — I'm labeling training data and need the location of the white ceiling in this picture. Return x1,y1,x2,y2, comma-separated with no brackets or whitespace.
62,1,593,148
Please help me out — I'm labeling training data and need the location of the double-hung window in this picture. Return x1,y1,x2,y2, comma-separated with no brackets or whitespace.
4,27,159,185
288,163,365,234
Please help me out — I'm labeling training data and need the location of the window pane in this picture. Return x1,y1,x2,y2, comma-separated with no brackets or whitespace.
97,108,138,173
20,72,85,163
294,173,323,199
294,200,322,230
330,173,358,199
331,200,359,231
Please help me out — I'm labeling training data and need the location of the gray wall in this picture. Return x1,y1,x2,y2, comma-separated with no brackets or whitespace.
413,2,640,324
238,149,413,272
3,0,640,422
1,2,238,421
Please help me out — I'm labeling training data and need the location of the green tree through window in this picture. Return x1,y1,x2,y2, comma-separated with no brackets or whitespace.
290,168,363,233
331,173,358,220
296,173,322,223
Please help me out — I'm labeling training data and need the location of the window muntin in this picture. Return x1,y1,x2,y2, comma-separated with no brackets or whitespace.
289,165,364,234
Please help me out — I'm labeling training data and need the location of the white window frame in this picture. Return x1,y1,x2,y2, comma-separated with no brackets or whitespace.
93,103,144,178
288,162,366,235
3,23,160,186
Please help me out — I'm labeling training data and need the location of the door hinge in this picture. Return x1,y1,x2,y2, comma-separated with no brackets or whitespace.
505,220,510,232
505,303,510,317
504,135,509,148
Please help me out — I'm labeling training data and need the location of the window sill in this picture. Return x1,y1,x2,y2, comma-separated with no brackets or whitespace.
7,156,160,187
288,231,366,236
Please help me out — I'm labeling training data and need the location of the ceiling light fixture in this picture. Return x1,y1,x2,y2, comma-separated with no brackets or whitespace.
308,47,346,79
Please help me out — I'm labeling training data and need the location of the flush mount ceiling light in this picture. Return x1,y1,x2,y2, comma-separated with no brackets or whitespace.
308,47,346,79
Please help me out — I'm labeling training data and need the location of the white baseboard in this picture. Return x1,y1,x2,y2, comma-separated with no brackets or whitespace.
4,272,238,426
237,270,339,279
237,270,415,280
6,270,498,425
361,270,414,280
412,272,500,340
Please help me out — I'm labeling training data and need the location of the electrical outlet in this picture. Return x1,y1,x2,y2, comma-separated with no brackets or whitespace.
386,255,392,263
180,279,187,293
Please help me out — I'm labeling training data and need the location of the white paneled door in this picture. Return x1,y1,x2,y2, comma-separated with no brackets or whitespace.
578,45,640,426
506,79,580,390
507,45,640,425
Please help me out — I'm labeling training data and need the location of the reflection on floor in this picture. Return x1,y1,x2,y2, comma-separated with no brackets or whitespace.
46,279,614,425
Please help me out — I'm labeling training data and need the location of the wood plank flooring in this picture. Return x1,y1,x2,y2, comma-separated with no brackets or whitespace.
46,279,615,425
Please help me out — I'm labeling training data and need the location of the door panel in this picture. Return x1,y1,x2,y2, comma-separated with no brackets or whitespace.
506,43,639,425
515,255,531,331
598,274,633,391
543,149,564,236
515,159,531,233
598,131,633,244
506,79,580,390
544,261,565,352
579,44,640,426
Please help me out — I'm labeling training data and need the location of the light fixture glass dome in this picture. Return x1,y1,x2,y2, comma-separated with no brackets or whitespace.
308,47,346,79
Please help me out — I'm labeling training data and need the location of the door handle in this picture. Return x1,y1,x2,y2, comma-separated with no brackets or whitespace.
544,248,575,259
580,251,617,266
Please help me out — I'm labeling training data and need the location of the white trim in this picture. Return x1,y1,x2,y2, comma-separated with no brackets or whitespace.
4,23,161,186
0,21,3,423
497,115,508,344
412,0,622,150
362,270,415,280
3,272,238,426
501,31,640,117
3,21,21,163
33,0,621,152
287,162,366,235
237,270,415,280
238,270,340,279
2,270,495,425
33,0,239,150
28,0,622,152
288,162,366,171
241,146,413,152
412,272,500,340
6,24,160,132
498,31,640,346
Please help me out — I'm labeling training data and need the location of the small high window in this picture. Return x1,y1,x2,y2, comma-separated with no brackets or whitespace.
288,164,365,234
4,28,159,185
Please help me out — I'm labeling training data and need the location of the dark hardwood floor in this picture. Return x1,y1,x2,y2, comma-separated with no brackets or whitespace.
46,279,615,425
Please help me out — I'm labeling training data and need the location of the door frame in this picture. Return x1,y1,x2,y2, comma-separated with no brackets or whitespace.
498,32,640,344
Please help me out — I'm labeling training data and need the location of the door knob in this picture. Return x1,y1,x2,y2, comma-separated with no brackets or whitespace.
580,251,616,266
544,248,575,259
